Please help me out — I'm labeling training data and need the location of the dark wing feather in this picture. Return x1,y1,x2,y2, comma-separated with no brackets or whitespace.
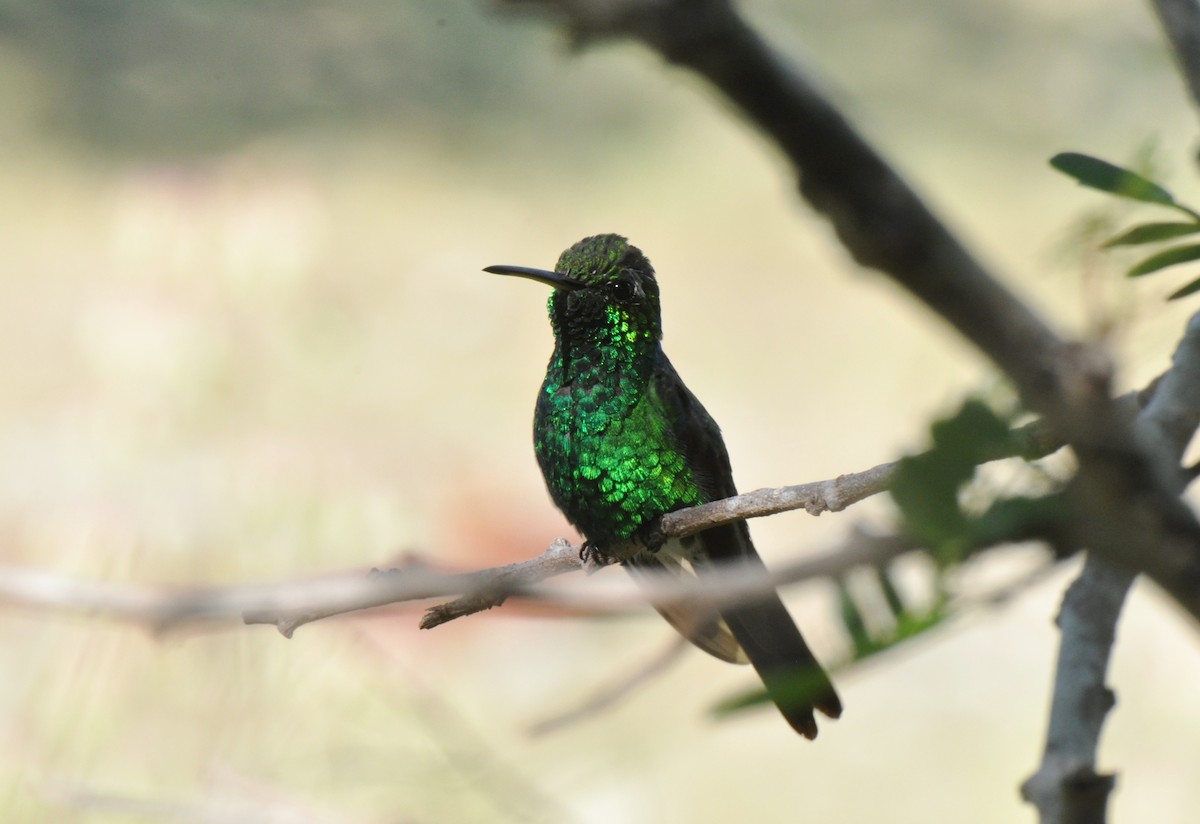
625,537,749,664
646,352,842,738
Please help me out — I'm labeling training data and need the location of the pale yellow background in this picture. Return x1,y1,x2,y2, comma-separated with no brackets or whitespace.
2,1,1199,822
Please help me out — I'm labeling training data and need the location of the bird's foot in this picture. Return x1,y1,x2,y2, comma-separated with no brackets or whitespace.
579,541,612,566
637,519,667,554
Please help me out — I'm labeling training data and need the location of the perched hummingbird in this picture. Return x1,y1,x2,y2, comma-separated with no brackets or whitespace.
486,234,841,738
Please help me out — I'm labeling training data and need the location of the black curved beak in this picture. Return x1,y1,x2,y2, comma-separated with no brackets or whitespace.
483,264,585,290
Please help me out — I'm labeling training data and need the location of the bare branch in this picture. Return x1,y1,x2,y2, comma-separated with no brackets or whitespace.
0,383,1137,638
0,558,582,637
1134,312,1200,478
407,527,909,632
661,462,897,536
266,458,918,635
1021,556,1129,824
416,538,583,629
0,521,909,637
1151,0,1200,109
1022,309,1200,824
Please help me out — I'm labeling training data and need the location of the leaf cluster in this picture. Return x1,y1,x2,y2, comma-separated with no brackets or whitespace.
1052,152,1200,299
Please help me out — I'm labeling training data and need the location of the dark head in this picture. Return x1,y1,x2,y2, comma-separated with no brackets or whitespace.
485,234,663,346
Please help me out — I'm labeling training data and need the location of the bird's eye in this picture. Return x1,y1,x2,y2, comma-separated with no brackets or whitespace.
611,279,636,301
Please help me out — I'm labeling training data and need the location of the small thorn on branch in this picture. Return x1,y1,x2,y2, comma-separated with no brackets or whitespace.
420,586,509,629
419,538,585,630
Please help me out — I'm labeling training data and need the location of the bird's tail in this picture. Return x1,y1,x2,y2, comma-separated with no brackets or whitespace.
627,527,841,738
719,570,843,739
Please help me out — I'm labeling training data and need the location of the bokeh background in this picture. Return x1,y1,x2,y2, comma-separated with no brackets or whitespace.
3,1,1200,821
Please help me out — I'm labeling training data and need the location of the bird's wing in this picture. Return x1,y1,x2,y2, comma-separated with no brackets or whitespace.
624,538,749,664
643,352,842,738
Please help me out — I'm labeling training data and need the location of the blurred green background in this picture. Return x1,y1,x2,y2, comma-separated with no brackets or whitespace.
2,1,1200,821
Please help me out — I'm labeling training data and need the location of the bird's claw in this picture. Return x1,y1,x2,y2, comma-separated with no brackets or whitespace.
640,520,666,554
579,541,612,566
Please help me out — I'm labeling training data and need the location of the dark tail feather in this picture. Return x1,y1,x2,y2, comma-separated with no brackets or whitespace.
721,594,842,739
701,524,842,739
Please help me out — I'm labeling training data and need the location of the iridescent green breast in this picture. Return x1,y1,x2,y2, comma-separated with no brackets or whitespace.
534,350,702,546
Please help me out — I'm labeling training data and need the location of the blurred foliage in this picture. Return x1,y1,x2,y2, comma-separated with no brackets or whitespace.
716,565,951,721
721,398,1072,717
0,0,1178,160
0,0,562,156
891,399,1065,565
891,400,1017,558
836,570,949,661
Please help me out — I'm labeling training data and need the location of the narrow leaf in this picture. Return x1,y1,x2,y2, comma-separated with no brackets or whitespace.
1127,244,1200,277
1104,221,1200,247
712,668,855,719
1168,276,1200,300
837,578,871,655
1050,152,1178,207
711,686,772,718
878,567,906,619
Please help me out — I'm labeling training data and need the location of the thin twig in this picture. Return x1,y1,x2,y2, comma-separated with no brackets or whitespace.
0,521,906,637
417,527,910,630
362,649,573,824
525,636,691,737
661,462,897,536
415,538,583,629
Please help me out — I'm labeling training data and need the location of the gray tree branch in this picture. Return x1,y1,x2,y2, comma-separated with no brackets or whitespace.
0,522,909,635
1151,0,1200,109
1022,310,1200,824
0,447,926,635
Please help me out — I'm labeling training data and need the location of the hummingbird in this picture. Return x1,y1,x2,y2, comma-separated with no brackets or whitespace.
485,234,841,738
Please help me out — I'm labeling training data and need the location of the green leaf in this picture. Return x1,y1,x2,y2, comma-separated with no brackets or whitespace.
1104,221,1200,247
713,593,952,722
847,598,950,662
711,667,855,720
890,400,1014,555
1050,152,1180,208
1168,276,1200,300
1127,244,1200,277
878,567,906,619
711,686,772,719
890,603,948,646
837,578,871,655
